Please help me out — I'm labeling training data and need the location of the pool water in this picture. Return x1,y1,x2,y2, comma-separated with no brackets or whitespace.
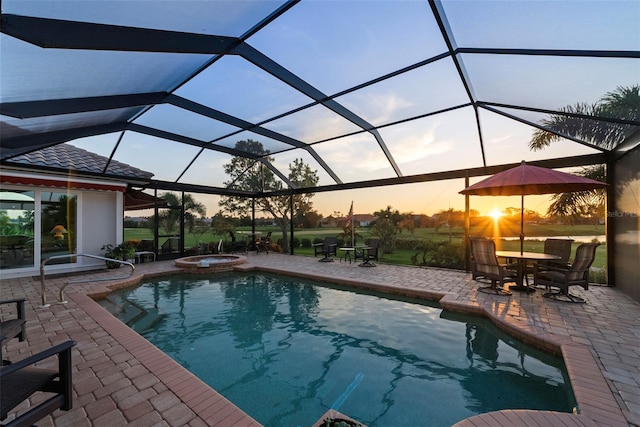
102,273,575,427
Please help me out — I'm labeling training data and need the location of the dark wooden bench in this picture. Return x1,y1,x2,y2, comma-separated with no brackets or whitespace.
1,298,26,362
1,340,76,427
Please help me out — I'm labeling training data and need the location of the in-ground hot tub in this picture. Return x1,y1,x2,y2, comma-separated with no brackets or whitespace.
174,254,247,271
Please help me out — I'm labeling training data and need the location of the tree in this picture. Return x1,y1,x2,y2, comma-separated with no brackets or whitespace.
152,192,206,238
297,210,322,228
219,139,319,253
397,212,416,234
529,85,639,220
371,206,402,256
434,208,465,242
546,166,606,224
210,210,235,237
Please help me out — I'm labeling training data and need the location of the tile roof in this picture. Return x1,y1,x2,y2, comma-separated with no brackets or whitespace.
6,143,153,180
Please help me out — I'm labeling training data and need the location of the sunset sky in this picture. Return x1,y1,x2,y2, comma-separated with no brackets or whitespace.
8,0,628,219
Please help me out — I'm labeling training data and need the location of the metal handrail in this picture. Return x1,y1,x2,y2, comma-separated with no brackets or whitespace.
40,254,135,307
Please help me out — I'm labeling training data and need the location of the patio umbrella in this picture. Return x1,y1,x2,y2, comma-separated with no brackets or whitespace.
460,161,607,253
124,189,167,210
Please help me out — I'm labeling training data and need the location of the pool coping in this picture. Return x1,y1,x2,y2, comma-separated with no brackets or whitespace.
2,255,632,426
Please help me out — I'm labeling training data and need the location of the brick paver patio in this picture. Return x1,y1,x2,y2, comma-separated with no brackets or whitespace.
1,253,638,426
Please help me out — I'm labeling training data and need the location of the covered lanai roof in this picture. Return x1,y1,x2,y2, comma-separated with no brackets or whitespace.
1,0,639,196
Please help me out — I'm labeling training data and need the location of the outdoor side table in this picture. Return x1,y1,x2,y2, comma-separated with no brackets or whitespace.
134,251,156,264
339,247,355,264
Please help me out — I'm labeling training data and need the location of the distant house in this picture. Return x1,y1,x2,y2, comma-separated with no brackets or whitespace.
320,214,377,228
352,214,376,227
0,144,153,279
318,215,341,228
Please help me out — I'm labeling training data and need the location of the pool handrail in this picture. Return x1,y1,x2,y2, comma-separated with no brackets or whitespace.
40,254,135,307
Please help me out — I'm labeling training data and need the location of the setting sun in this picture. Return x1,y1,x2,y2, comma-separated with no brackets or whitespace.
488,208,503,221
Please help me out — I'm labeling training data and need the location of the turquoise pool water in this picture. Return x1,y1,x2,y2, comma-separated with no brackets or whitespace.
102,272,575,427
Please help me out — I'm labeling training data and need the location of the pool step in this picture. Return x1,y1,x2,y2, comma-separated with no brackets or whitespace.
102,294,165,333
129,307,166,333
103,294,144,324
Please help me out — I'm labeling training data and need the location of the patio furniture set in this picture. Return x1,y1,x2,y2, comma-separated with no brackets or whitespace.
470,237,599,303
229,231,272,255
314,237,380,267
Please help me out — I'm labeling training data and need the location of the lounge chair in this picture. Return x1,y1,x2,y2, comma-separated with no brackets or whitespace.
1,340,76,427
313,237,337,262
469,238,520,296
1,298,26,364
534,242,600,303
355,238,380,266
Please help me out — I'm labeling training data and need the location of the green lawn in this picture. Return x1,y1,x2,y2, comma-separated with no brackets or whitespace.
125,223,607,271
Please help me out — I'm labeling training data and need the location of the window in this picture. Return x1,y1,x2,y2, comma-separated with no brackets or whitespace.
0,190,35,270
41,191,77,265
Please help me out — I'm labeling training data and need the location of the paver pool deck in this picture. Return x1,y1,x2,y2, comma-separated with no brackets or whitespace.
1,253,638,426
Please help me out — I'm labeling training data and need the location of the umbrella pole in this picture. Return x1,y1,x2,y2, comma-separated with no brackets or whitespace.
520,194,524,255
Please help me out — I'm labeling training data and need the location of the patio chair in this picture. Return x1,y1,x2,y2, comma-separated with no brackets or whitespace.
469,238,520,296
1,298,26,364
469,237,490,280
354,238,380,266
256,231,272,255
313,236,337,262
1,340,76,427
524,238,573,285
534,242,600,303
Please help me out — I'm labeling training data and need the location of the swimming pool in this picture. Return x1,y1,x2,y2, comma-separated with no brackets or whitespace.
101,272,575,427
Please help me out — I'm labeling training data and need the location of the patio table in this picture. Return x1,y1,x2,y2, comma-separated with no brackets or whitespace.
338,247,355,264
495,251,561,292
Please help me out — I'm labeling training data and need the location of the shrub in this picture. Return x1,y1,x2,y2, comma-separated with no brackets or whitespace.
269,242,282,253
589,268,607,285
101,242,136,268
276,237,300,249
411,240,465,270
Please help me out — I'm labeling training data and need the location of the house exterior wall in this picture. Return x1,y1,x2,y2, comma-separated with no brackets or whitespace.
0,170,126,279
80,191,122,269
612,145,640,302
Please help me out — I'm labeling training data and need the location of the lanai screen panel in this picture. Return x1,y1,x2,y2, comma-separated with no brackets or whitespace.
442,0,639,51
174,56,316,125
1,0,637,195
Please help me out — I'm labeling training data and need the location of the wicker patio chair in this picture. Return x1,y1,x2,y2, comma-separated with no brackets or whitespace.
534,242,600,303
313,236,337,262
469,238,520,296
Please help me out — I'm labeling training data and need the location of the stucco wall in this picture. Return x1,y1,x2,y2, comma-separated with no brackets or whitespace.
613,145,640,302
79,190,121,268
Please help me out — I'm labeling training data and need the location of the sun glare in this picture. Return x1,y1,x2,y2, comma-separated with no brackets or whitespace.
488,208,503,221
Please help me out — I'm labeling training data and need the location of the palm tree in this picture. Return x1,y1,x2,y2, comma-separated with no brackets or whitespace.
529,85,640,151
156,192,206,235
529,85,640,220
